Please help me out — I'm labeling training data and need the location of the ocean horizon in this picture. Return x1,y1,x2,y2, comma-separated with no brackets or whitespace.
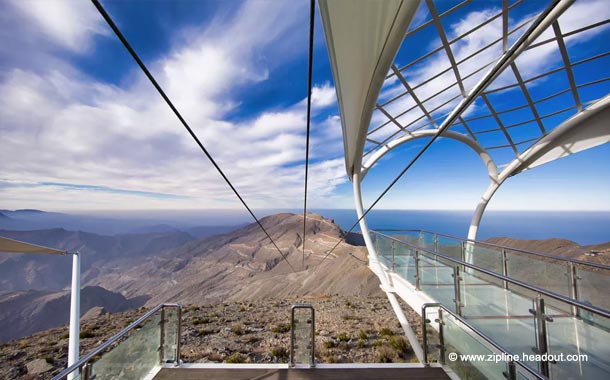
5,208,608,246
306,209,610,246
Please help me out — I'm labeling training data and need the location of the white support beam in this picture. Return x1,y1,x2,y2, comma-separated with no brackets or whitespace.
67,252,80,380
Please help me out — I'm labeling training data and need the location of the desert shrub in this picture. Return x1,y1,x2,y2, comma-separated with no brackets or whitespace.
358,330,368,340
323,340,336,349
79,330,95,339
231,326,244,336
198,328,217,336
379,327,393,337
60,333,69,340
357,339,365,348
337,332,349,342
225,353,245,363
373,339,384,347
376,346,396,363
389,336,409,355
247,336,260,344
271,346,288,359
44,356,54,364
271,323,291,333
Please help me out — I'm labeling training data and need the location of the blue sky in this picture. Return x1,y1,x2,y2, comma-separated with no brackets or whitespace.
0,0,608,212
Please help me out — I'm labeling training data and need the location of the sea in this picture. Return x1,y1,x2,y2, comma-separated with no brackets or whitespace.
304,209,610,246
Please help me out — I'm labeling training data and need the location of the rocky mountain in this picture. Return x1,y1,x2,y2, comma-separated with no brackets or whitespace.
87,212,380,305
485,237,610,266
0,286,147,343
0,228,196,292
0,213,380,344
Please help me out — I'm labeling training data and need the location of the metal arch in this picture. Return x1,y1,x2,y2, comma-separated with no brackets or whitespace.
361,129,498,181
467,94,610,240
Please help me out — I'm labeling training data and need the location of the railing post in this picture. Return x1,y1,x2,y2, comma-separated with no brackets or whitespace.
159,306,166,364
414,250,421,290
568,263,579,317
460,240,465,261
533,296,551,377
453,266,462,316
391,240,395,271
82,363,91,380
507,360,517,380
434,233,438,253
175,305,182,366
502,249,509,290
421,307,429,365
437,309,446,365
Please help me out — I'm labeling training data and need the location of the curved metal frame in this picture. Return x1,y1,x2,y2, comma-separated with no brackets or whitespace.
361,129,498,181
468,93,610,240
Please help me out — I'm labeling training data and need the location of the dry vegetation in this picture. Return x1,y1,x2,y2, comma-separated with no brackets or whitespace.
0,296,422,380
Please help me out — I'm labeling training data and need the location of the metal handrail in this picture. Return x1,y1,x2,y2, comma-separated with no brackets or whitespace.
378,229,610,271
371,230,610,319
421,303,547,380
52,303,181,380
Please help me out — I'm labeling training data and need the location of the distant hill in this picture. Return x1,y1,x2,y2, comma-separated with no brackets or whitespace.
87,212,381,305
485,237,610,266
0,285,147,343
0,228,195,292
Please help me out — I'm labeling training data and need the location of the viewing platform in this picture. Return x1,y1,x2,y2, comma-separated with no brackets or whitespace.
50,231,610,380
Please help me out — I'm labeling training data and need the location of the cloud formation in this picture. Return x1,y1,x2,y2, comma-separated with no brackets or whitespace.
0,1,347,211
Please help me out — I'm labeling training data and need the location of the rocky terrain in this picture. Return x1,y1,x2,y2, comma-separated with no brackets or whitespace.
0,213,376,343
0,295,421,380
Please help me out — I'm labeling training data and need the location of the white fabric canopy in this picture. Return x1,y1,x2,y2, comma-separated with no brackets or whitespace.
319,0,420,179
0,236,66,255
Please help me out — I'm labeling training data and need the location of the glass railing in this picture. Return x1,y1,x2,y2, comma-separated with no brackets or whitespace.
290,304,315,367
372,231,610,379
422,303,545,380
380,229,610,311
52,304,181,380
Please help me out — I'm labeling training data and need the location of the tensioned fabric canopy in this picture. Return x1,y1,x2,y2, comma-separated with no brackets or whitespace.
0,236,66,255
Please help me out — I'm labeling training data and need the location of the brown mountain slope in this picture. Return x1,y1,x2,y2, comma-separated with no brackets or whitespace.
485,237,610,266
87,213,381,305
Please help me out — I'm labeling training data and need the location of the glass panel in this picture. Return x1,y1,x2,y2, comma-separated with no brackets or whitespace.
418,231,436,251
391,231,420,246
376,235,394,269
506,250,572,311
91,312,161,380
162,307,180,363
419,252,457,312
442,310,509,380
576,266,610,312
436,235,463,260
292,308,314,365
460,277,540,373
470,243,503,274
394,242,416,286
545,303,610,380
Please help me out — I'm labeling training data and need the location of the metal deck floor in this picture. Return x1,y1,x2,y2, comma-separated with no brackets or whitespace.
153,367,451,380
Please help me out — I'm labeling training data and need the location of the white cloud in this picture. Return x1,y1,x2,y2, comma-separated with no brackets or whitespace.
0,1,347,211
9,0,107,53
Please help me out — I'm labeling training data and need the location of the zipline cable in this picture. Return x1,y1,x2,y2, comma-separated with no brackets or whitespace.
302,0,315,271
91,0,296,273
